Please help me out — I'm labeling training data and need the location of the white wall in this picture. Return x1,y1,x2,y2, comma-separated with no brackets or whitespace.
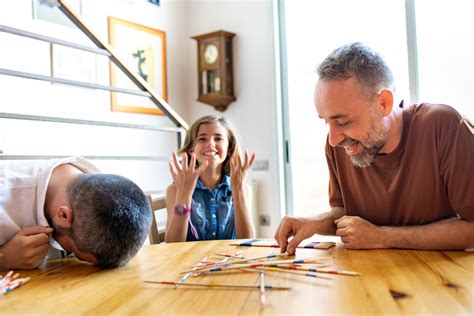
183,0,280,237
0,0,281,237
0,0,189,192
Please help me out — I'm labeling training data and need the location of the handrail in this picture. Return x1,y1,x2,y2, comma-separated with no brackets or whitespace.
0,68,151,97
0,1,189,130
0,24,110,56
0,155,169,161
57,0,188,129
0,2,188,185
0,112,182,133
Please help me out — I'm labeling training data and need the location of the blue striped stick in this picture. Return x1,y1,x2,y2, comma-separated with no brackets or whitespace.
183,258,328,274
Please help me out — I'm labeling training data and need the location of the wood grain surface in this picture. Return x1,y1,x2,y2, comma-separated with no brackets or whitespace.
1,238,472,315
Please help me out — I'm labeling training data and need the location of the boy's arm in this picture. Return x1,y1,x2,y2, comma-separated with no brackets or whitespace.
0,226,53,270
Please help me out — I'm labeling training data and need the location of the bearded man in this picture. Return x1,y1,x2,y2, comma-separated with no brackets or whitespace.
275,42,474,253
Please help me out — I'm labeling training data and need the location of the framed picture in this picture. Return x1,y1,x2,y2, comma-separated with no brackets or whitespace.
50,44,97,84
108,17,167,115
32,0,82,27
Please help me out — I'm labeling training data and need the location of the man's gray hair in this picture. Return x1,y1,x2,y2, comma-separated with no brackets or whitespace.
317,42,394,97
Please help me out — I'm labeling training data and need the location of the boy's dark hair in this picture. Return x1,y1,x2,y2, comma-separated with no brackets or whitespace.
68,174,152,268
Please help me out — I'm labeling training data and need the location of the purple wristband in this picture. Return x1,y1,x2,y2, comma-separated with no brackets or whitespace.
173,204,191,216
173,204,199,240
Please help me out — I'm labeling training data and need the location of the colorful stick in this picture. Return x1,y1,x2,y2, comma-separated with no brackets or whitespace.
215,251,244,259
232,239,336,249
176,256,208,288
259,271,266,304
1,271,30,295
272,264,361,276
144,280,291,290
185,258,329,274
251,266,333,280
184,253,290,273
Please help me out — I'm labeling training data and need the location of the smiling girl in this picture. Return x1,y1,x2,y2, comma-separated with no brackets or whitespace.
165,115,256,242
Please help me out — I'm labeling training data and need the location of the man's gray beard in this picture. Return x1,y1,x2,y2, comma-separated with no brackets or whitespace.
350,109,389,168
350,143,384,168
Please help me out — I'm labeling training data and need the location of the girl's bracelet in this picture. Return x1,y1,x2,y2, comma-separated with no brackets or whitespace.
173,204,191,216
173,204,199,240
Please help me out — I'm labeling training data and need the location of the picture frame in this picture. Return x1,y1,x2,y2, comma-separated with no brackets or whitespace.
32,0,82,27
50,43,97,84
108,17,167,115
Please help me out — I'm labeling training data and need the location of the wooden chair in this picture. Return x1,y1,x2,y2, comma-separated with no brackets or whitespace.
147,192,167,244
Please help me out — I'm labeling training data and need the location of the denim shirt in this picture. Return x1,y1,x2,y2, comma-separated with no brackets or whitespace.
186,175,235,241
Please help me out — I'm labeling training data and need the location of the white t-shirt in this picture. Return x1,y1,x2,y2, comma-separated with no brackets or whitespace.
0,157,100,257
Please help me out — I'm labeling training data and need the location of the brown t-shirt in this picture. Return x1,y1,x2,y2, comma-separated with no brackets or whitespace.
326,103,474,226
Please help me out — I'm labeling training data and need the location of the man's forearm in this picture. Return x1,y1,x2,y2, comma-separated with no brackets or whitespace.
309,206,345,236
381,218,474,250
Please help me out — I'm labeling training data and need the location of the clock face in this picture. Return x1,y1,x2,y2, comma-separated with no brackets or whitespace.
204,44,219,64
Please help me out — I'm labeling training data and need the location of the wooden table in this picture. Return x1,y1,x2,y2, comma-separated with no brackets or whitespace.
1,238,473,315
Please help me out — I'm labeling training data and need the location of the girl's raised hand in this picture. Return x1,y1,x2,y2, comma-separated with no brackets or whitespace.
169,152,208,195
230,150,256,189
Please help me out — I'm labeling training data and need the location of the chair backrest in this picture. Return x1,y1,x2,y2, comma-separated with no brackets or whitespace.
147,192,167,244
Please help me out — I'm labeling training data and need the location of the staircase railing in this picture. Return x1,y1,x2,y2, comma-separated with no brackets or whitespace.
1,0,187,130
0,0,188,165
56,0,188,129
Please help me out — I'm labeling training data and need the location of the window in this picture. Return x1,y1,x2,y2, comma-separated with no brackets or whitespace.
415,0,473,118
281,0,473,217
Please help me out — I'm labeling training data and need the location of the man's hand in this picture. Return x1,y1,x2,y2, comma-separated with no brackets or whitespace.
335,216,384,249
274,217,318,255
0,226,53,270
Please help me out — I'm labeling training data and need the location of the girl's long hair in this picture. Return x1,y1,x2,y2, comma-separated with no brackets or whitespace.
178,115,240,175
